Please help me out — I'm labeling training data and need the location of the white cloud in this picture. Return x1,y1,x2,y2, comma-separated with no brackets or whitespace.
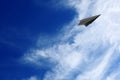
23,0,120,80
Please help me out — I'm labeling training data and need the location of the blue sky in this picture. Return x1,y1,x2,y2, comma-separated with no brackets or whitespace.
1,0,120,80
0,0,76,80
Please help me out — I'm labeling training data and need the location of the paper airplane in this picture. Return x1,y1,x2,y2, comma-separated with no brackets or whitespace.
79,14,101,27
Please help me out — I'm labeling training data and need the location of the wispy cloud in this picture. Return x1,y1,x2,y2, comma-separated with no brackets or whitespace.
23,0,120,80
24,76,38,80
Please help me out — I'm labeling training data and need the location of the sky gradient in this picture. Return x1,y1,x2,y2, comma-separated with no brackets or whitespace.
1,0,120,80
0,0,75,80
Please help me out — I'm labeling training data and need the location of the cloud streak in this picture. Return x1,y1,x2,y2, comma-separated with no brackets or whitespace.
23,0,120,80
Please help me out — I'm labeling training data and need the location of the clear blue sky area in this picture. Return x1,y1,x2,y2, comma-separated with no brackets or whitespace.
0,0,76,80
